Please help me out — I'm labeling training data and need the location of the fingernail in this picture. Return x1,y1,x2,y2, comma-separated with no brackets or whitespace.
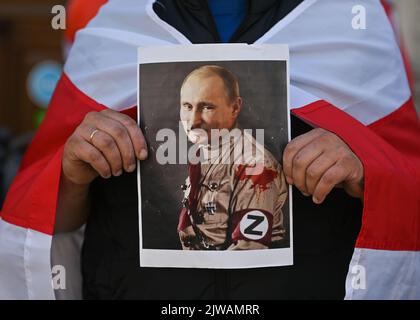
286,176,293,184
301,192,310,197
115,169,123,177
313,196,321,204
127,163,136,172
104,173,111,179
139,149,148,160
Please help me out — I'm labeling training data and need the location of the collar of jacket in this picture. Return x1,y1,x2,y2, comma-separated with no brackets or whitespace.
183,0,280,14
153,0,303,44
181,0,282,42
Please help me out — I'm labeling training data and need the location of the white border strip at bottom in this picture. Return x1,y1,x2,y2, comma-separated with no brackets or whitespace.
140,248,293,269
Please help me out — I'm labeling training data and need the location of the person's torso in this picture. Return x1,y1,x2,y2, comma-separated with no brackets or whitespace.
82,0,362,300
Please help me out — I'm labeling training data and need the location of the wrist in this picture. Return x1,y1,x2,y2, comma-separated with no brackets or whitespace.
60,169,90,194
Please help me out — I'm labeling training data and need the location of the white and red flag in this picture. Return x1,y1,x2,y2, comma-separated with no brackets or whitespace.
0,0,419,299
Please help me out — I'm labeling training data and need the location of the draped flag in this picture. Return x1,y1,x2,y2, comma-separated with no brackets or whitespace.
0,0,419,299
63,0,108,58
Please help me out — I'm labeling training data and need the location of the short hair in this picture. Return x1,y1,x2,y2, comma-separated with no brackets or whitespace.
182,65,240,103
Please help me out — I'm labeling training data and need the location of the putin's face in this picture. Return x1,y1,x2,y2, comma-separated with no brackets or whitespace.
180,74,241,145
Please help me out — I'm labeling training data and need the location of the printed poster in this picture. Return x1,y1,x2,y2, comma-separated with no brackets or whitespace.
138,44,292,268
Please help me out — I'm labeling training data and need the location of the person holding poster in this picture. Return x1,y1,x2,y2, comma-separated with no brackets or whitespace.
0,0,419,300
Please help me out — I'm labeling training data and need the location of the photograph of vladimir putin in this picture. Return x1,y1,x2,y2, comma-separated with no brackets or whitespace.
177,65,288,250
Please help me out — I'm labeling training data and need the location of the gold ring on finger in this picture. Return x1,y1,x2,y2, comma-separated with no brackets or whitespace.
89,129,100,143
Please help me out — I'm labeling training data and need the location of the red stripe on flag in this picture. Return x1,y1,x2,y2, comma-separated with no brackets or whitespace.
65,0,108,43
0,73,135,235
293,98,420,251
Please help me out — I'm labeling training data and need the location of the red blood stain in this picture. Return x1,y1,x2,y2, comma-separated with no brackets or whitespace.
235,164,278,192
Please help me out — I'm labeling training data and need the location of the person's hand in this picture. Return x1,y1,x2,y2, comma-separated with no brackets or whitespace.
283,128,364,204
62,109,148,186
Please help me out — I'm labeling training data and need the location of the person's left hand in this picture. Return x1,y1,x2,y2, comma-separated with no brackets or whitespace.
282,128,364,204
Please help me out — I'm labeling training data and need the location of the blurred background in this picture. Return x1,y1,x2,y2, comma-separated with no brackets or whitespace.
0,0,106,205
0,0,419,207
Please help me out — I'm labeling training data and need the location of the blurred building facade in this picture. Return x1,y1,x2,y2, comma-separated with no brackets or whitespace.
0,0,65,205
0,0,66,135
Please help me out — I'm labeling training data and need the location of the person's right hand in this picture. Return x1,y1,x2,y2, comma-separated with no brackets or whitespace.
62,109,148,185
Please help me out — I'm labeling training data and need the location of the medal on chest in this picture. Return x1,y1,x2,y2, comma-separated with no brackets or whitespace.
204,182,219,215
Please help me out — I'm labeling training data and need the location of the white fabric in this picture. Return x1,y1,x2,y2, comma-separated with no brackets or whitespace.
0,222,84,300
345,248,420,299
65,0,410,125
0,219,54,300
290,85,320,109
65,0,184,111
259,0,411,125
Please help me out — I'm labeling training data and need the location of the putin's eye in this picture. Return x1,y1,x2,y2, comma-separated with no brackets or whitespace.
202,105,215,111
182,104,193,111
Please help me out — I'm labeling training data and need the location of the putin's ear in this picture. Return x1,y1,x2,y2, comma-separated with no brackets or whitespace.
232,97,242,117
